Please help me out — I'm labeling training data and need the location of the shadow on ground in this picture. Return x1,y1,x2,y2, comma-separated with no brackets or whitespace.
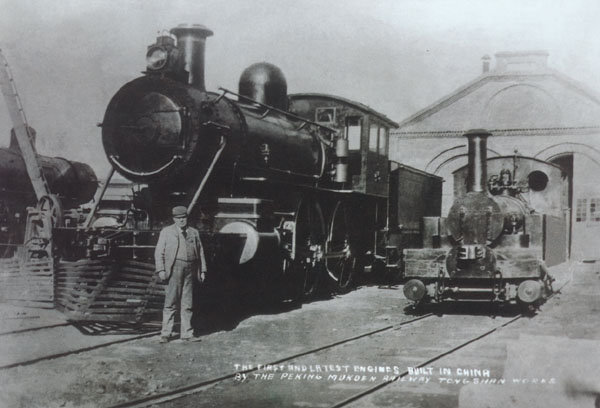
70,320,162,335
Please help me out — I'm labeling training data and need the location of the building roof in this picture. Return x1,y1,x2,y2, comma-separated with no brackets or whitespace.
394,51,600,136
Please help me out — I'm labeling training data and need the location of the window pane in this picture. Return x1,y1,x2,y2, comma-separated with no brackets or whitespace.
378,127,387,154
576,198,587,222
369,125,378,152
346,117,361,150
591,198,600,222
315,107,335,123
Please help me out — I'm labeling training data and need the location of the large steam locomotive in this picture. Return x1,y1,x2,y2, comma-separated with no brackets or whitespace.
51,24,441,321
402,130,567,307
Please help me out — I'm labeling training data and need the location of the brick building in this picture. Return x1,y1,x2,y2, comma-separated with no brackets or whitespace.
391,51,600,260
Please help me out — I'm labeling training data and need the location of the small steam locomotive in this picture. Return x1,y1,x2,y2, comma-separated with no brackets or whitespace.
0,128,97,258
51,24,441,321
402,130,567,307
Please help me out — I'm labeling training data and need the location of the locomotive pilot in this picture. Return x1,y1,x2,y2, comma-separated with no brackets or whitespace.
155,206,207,343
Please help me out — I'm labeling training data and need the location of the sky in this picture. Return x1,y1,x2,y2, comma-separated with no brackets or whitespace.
1,0,600,176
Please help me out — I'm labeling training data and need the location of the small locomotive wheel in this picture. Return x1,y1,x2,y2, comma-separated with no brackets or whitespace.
517,280,542,303
403,279,426,302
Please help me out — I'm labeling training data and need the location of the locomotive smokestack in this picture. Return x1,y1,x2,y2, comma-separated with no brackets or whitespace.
170,24,213,90
464,129,491,193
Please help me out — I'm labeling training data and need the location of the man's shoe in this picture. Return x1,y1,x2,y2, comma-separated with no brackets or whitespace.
180,336,201,342
159,336,170,343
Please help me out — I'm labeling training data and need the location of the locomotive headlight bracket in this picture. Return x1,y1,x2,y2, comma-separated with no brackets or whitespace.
146,46,169,71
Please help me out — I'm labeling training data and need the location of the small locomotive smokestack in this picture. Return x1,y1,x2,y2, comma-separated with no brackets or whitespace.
464,129,491,193
170,24,213,90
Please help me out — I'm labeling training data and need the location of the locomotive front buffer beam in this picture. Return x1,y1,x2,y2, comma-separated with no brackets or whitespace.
402,249,552,306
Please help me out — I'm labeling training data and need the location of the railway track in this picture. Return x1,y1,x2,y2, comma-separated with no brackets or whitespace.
0,322,71,336
331,314,522,408
0,329,160,370
0,270,573,408
110,278,572,408
108,312,436,408
0,317,161,370
331,271,575,408
113,314,520,408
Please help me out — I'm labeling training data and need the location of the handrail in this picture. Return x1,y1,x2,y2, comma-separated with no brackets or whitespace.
218,87,336,147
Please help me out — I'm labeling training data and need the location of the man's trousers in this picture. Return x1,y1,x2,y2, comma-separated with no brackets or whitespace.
161,259,194,339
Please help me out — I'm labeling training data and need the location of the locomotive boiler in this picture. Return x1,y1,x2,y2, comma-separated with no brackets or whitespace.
402,130,566,307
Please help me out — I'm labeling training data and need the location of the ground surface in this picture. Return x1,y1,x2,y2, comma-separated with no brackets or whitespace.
0,262,597,408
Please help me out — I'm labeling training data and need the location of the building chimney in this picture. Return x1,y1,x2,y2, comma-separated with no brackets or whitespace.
464,129,491,193
481,55,491,73
170,24,213,91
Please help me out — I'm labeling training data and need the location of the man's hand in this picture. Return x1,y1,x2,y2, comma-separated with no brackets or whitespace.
158,271,168,281
198,271,206,283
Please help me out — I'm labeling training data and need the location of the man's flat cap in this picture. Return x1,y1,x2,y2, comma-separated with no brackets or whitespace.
172,206,188,218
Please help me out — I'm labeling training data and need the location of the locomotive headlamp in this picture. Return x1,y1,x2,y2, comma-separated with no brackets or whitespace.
146,46,169,71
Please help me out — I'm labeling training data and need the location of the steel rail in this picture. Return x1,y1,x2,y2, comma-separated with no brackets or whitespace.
0,330,160,370
329,314,523,408
0,322,71,337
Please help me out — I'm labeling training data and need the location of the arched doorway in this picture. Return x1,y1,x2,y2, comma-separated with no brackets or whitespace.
536,143,600,261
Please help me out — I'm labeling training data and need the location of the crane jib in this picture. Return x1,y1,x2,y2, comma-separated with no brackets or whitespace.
0,49,51,200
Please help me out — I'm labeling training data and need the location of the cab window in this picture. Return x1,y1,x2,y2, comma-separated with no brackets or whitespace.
346,117,361,150
378,127,388,155
369,124,378,152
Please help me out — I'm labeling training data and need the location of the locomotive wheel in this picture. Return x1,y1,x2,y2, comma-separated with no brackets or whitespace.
291,197,326,299
326,201,357,293
37,194,63,228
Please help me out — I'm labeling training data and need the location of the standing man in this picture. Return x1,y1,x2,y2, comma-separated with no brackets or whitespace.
155,206,207,343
